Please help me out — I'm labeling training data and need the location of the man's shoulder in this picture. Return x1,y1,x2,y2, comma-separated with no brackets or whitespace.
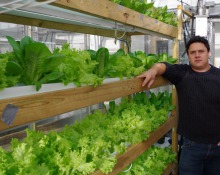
211,64,220,70
210,65,220,74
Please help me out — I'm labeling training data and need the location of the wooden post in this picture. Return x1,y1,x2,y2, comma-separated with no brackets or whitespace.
177,5,183,41
171,19,181,174
171,87,179,175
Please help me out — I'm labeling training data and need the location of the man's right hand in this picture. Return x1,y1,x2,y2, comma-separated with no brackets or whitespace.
136,63,166,88
136,69,157,88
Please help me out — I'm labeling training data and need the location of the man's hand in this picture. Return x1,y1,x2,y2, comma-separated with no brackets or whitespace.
136,69,157,88
136,63,166,88
218,142,220,146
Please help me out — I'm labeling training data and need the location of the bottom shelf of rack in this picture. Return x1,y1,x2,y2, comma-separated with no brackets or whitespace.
92,116,177,175
0,116,177,175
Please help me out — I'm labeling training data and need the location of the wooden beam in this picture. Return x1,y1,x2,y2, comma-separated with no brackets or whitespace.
163,163,177,175
51,0,178,38
0,77,169,131
0,116,71,148
1,114,177,175
0,14,125,38
182,8,193,18
92,116,176,175
171,87,179,175
172,39,179,60
177,5,183,40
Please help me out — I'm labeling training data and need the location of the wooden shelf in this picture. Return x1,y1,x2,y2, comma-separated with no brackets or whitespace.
0,115,74,148
0,77,169,131
163,163,177,175
51,0,178,38
0,1,179,174
91,116,177,175
0,115,177,175
0,14,117,38
0,0,177,38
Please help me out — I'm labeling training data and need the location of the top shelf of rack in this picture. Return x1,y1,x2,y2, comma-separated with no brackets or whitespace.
0,0,178,38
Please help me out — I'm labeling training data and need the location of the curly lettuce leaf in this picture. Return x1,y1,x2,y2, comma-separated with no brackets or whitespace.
55,43,103,86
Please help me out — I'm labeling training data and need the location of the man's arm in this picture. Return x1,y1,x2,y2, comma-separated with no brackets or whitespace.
136,63,166,88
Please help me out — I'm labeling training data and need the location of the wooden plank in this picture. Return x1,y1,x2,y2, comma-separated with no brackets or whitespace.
171,28,179,174
0,14,125,38
163,163,177,175
177,5,183,40
0,131,26,148
171,87,179,175
51,0,178,38
0,115,72,147
1,116,177,175
0,77,169,131
91,116,176,175
182,8,193,18
171,88,178,153
172,39,179,59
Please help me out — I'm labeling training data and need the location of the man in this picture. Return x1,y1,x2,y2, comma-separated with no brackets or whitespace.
137,36,220,175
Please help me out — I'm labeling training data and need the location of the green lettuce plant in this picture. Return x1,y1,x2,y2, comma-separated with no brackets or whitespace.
0,52,21,90
109,0,177,26
6,36,64,91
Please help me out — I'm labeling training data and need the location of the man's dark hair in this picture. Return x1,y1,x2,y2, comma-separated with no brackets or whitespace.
186,36,210,54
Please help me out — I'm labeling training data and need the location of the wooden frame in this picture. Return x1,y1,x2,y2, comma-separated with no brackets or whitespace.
91,117,177,175
0,77,169,131
0,0,180,174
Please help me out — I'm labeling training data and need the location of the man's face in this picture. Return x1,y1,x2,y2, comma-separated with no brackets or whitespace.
187,42,210,72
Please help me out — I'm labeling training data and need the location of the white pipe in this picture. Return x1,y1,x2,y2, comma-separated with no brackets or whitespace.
0,0,23,8
27,0,57,7
0,0,33,14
